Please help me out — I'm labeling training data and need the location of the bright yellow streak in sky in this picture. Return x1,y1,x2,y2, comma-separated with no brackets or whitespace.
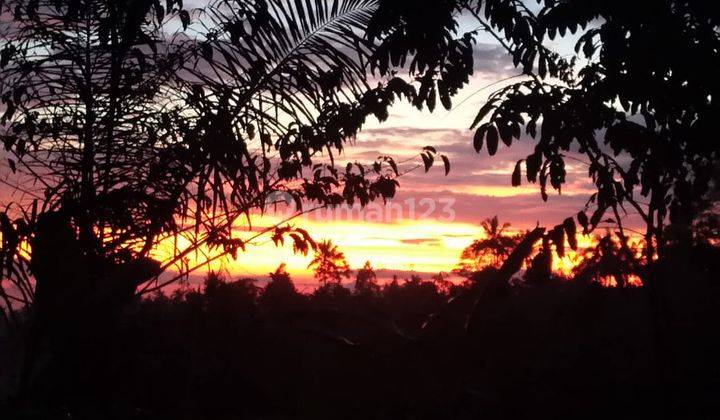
227,216,484,279
151,207,605,286
150,209,487,283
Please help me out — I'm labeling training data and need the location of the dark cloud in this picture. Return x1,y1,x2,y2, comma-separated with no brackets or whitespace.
473,43,515,75
399,238,442,246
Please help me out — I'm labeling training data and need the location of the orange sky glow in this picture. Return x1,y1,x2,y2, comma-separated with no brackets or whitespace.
142,66,633,287
155,64,624,285
1,36,639,289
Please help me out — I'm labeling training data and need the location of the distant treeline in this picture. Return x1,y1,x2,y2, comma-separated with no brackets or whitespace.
3,256,720,419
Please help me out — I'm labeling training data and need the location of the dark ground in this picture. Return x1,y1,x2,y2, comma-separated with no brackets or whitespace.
1,265,720,420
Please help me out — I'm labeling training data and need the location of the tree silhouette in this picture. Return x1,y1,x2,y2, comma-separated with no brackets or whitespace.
308,240,351,285
0,0,187,327
0,0,466,398
364,0,720,276
203,271,259,324
258,263,302,317
430,272,453,294
572,233,641,288
465,0,720,269
265,264,296,294
0,0,716,406
458,216,521,273
0,0,453,326
354,260,379,295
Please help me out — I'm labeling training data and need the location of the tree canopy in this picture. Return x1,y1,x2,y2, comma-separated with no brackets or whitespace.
0,0,451,318
0,0,718,323
457,216,520,273
467,0,720,269
308,239,351,284
1,1,719,415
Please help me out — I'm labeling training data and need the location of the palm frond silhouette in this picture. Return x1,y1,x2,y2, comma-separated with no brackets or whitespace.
308,239,351,284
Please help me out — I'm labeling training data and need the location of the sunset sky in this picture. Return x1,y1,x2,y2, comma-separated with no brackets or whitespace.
181,29,603,286
0,3,610,288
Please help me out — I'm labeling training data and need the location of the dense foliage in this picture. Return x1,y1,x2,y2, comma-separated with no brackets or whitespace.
0,1,719,417
467,0,720,268
2,265,719,419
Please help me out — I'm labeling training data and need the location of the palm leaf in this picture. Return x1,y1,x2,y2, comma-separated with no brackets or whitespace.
189,0,379,131
174,0,384,248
